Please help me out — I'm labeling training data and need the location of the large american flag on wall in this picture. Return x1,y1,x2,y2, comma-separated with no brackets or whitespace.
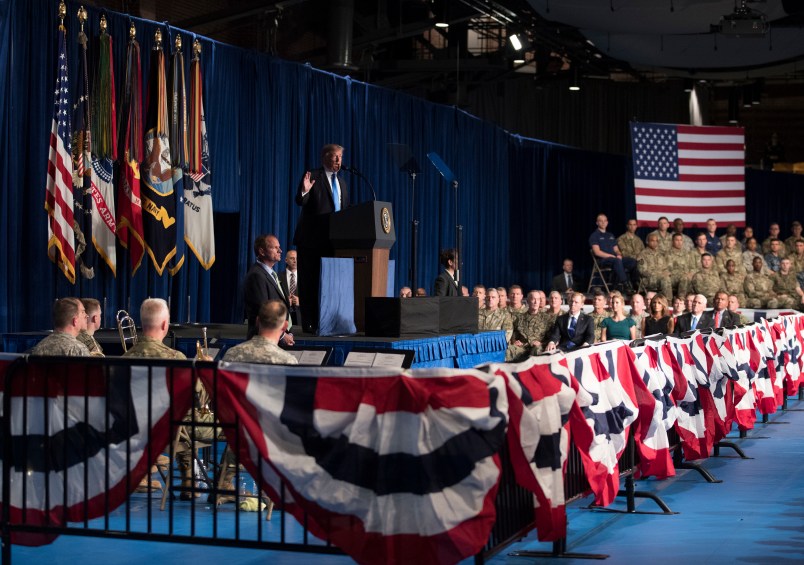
630,122,745,228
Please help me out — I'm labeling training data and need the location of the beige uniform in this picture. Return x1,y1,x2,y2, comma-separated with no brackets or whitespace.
690,268,722,304
30,332,90,356
637,247,673,299
506,310,557,361
720,272,747,306
744,272,779,309
647,230,672,254
617,232,645,259
77,330,104,356
716,247,746,275
773,272,800,309
479,308,514,342
666,247,698,298
222,336,299,364
591,311,611,343
762,237,787,257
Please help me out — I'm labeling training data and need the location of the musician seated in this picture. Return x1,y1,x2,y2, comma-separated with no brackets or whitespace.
77,298,105,356
222,300,299,365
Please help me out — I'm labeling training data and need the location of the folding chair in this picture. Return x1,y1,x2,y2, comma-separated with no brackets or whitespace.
587,250,614,294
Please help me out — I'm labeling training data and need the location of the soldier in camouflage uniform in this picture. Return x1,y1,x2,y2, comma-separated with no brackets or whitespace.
765,239,784,272
672,218,695,251
716,235,746,275
666,233,698,300
744,256,780,309
761,223,786,257
223,300,298,365
728,295,751,325
617,219,644,260
590,292,611,343
629,293,647,338
506,291,549,361
647,216,673,254
637,233,673,299
690,253,723,304
478,288,514,342
784,221,802,256
76,298,104,356
507,285,528,322
31,297,90,356
742,237,771,275
720,260,746,307
773,258,803,309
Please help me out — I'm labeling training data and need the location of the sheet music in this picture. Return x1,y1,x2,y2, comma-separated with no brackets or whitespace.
299,350,328,366
372,352,407,368
343,352,376,367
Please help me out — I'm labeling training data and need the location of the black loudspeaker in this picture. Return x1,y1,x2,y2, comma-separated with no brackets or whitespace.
364,297,440,337
782,0,804,15
438,297,479,334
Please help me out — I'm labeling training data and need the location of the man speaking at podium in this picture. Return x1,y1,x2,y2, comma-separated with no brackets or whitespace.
294,144,350,334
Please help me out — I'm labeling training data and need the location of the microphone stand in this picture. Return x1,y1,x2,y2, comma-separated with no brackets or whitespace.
409,170,418,291
453,179,461,290
344,166,377,201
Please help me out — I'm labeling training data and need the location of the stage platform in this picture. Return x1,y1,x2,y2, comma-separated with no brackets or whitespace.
1,325,507,369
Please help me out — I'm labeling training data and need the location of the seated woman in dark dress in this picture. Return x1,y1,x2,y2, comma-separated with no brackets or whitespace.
642,293,675,336
600,291,637,341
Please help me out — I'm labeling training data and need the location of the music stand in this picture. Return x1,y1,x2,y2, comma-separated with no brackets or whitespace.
426,152,462,289
388,144,421,290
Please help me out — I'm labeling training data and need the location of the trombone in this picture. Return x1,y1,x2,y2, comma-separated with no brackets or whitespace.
116,310,137,353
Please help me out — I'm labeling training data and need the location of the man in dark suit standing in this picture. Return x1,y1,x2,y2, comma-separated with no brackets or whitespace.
243,234,294,345
293,144,350,333
551,258,582,296
674,294,711,335
278,248,302,329
433,248,459,296
546,292,595,352
700,291,740,329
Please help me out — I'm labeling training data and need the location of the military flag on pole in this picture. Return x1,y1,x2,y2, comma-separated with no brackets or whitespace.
117,25,145,274
141,30,178,275
45,12,76,284
184,39,215,269
89,19,118,276
166,34,187,276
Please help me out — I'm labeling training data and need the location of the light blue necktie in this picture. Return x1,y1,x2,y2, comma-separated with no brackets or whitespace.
331,173,341,212
691,316,698,330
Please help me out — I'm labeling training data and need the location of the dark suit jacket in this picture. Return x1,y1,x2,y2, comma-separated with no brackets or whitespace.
549,312,594,351
700,309,740,329
434,269,459,296
293,168,350,248
551,271,582,294
674,311,714,335
278,268,302,328
243,262,290,338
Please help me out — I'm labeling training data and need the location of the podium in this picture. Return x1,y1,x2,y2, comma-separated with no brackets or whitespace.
330,201,396,331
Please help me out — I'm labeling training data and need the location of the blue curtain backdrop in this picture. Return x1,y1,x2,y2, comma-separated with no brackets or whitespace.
1,0,803,334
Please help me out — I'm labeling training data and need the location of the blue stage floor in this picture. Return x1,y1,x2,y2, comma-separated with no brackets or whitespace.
9,399,804,565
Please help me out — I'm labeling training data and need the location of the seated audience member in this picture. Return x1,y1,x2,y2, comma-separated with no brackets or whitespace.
716,235,746,274
672,218,694,251
643,293,674,336
742,237,770,274
31,297,91,356
705,218,722,256
545,292,594,352
685,292,696,314
718,223,738,249
590,291,611,343
693,232,709,258
744,256,780,309
720,260,746,307
434,248,459,296
672,296,686,319
416,287,428,297
790,239,804,288
667,232,699,299
761,223,785,256
784,221,803,256
472,285,486,309
740,226,754,250
600,291,637,341
552,258,582,294
647,216,672,254
78,298,104,356
728,294,750,325
507,284,527,318
629,293,647,338
637,233,673,299
690,253,722,304
765,238,784,273
497,287,509,310
222,300,299,365
506,290,549,361
617,218,644,259
703,291,740,329
479,287,513,341
773,258,803,309
589,213,636,291
675,294,710,334
537,290,548,310
399,286,413,298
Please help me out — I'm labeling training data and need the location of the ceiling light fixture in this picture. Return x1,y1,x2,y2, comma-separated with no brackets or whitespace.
569,68,580,91
509,33,523,51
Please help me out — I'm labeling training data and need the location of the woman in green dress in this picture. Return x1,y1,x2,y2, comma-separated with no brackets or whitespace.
600,291,637,341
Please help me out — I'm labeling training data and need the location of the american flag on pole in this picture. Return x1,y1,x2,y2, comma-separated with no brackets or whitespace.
630,122,745,228
44,21,76,284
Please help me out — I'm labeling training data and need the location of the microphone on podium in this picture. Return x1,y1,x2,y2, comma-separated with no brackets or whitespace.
342,165,377,201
